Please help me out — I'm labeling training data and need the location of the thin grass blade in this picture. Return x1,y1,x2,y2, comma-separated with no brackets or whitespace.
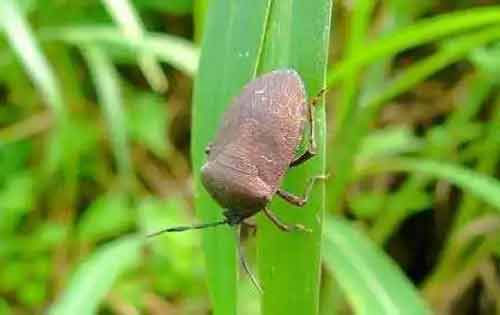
82,46,132,187
43,26,199,77
328,6,500,86
377,158,500,211
102,0,168,92
327,26,500,213
0,0,66,122
48,236,142,315
323,217,431,315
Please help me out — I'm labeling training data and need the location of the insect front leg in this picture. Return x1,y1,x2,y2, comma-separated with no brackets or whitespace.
204,142,213,155
262,207,311,232
289,88,326,167
276,174,328,207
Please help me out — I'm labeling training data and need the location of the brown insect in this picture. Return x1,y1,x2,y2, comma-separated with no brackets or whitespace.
149,69,326,236
148,69,326,292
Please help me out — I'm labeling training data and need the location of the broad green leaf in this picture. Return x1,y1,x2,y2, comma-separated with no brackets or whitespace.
256,1,332,315
323,217,431,315
48,236,142,315
191,1,271,314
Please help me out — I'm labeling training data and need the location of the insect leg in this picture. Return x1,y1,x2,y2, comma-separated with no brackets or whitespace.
242,221,257,229
204,142,213,155
262,207,311,232
289,150,315,167
241,220,257,237
289,88,326,167
276,174,328,207
234,227,263,293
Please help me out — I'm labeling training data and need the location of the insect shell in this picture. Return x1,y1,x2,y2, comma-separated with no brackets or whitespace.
147,68,323,237
201,68,318,231
147,69,323,292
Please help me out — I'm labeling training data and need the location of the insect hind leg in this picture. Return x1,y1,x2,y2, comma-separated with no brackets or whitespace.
234,227,262,293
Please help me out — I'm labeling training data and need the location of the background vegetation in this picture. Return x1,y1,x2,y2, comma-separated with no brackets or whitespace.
0,1,499,315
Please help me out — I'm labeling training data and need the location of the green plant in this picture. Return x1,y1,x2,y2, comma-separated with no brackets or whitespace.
323,3,500,315
1,1,500,315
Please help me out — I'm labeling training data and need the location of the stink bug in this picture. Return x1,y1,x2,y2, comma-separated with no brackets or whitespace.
148,69,326,291
149,69,326,236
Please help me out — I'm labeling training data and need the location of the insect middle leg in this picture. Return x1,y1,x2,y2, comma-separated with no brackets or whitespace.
276,174,328,207
289,88,326,167
262,207,310,232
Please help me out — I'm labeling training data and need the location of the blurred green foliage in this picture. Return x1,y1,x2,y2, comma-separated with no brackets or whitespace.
0,1,500,315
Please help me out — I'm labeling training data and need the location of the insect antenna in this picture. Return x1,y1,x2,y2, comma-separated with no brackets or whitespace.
235,227,263,294
147,219,229,238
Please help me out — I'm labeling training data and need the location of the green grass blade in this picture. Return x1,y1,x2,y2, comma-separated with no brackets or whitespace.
374,158,500,211
357,127,422,163
323,217,431,315
256,1,332,315
424,97,500,291
356,30,500,240
48,236,142,315
369,71,496,245
336,0,375,127
194,0,210,44
328,6,500,86
102,0,168,92
43,26,199,77
452,88,500,227
191,1,271,314
367,27,500,110
0,0,66,122
327,26,500,212
82,46,132,186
